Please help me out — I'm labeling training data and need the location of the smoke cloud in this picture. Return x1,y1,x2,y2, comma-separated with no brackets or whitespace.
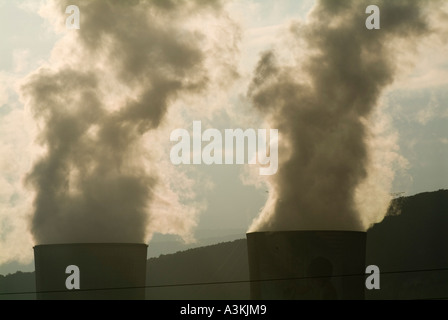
21,0,237,244
247,0,440,232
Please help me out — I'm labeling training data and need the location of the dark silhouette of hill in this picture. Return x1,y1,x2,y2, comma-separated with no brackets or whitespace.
1,189,447,300
0,271,36,300
146,239,250,299
366,189,448,299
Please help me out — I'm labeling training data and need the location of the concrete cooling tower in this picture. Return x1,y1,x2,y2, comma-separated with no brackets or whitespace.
34,243,147,300
246,231,366,300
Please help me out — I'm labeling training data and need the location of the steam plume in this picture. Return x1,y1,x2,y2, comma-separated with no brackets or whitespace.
21,0,235,244
248,0,439,232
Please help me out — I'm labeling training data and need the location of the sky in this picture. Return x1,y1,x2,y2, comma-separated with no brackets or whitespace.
0,0,447,275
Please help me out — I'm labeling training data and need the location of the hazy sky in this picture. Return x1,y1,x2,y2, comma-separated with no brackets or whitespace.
0,0,447,275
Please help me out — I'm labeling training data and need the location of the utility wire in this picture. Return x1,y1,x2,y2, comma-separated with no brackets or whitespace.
1,267,448,296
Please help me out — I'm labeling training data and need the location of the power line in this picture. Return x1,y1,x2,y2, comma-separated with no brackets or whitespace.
1,266,448,297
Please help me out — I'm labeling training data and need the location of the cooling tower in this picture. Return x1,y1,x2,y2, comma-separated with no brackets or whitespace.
34,243,147,300
246,231,366,300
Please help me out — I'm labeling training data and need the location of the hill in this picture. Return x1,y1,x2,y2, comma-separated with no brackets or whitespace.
0,271,36,300
146,239,249,299
366,189,448,299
